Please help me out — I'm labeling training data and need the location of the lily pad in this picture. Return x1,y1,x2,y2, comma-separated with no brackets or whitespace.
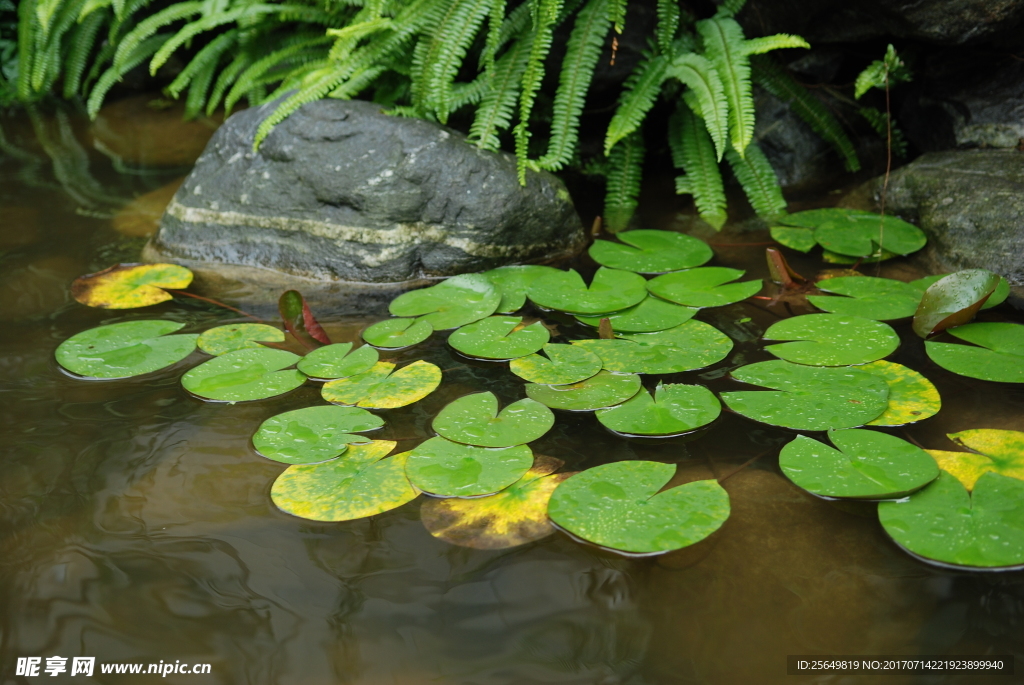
547,461,730,555
927,429,1024,491
55,320,198,379
271,441,420,521
432,392,554,447
776,208,926,257
252,405,385,464
721,360,890,431
70,263,193,309
576,296,698,332
911,274,1010,310
448,316,550,360
646,267,762,308
361,318,433,349
779,429,939,500
483,265,561,313
821,247,898,264
596,383,720,437
617,320,734,368
807,277,922,321
762,314,899,366
509,344,602,385
181,348,305,402
405,437,534,497
525,370,642,411
389,274,501,330
321,360,442,409
925,322,1024,383
770,225,816,253
528,267,648,314
588,230,713,274
857,361,941,426
573,330,730,375
197,323,285,356
296,343,379,380
913,269,1001,338
878,471,1024,570
419,455,571,549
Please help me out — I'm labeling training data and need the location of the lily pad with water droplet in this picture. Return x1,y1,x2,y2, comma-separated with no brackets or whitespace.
528,267,648,314
296,343,379,380
912,269,1001,339
71,262,193,309
361,318,433,349
646,267,762,308
575,296,698,332
857,361,941,426
432,392,554,447
389,274,501,330
878,471,1024,570
911,274,1010,310
927,429,1024,491
55,320,198,379
483,265,562,313
509,344,602,385
596,383,720,437
780,429,939,500
448,316,550,360
321,360,442,409
271,441,419,521
405,437,534,497
925,322,1024,383
525,370,643,411
763,314,899,366
721,360,890,431
588,230,713,274
617,320,734,368
807,276,922,321
420,455,571,549
252,405,385,464
769,225,817,253
573,336,724,375
547,461,730,555
197,323,285,356
181,348,305,402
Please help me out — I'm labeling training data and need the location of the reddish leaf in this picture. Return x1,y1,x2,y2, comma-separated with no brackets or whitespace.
279,290,330,350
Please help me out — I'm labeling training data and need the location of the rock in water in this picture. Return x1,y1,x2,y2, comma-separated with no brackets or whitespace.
149,99,585,284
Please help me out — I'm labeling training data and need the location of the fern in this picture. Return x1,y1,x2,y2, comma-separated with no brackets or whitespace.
605,0,625,33
468,30,530,150
420,0,492,123
62,7,106,98
726,141,785,218
604,49,666,155
655,0,678,54
665,52,728,160
696,17,753,157
112,1,200,72
253,63,349,148
716,0,746,17
603,131,644,232
673,103,727,229
166,27,237,98
224,33,330,112
88,32,167,117
514,0,562,183
184,43,221,118
859,106,908,157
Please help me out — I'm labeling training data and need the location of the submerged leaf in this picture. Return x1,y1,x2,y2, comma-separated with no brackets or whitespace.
509,344,603,385
576,296,698,332
405,437,533,497
525,370,643,411
927,428,1024,491
807,276,921,321
197,323,285,356
432,392,554,447
448,316,550,360
361,318,433,349
55,320,198,379
912,269,1000,338
588,229,713,274
925,322,1024,383
857,360,941,426
253,405,384,465
762,313,899,366
389,274,501,330
182,348,305,402
296,343,379,380
322,360,442,409
71,263,193,309
647,267,762,308
528,267,648,314
596,383,721,436
483,265,562,313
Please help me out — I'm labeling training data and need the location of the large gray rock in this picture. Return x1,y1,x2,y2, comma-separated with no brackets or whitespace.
149,98,585,284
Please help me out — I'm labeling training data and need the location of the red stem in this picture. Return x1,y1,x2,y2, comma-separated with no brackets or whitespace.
165,289,262,322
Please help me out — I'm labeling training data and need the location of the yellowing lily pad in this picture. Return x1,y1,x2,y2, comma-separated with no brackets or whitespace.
55,320,198,379
807,276,922,321
389,274,501,330
926,428,1024,491
361,318,433,349
483,265,562,313
596,383,720,436
913,269,1001,338
575,296,698,332
70,262,193,309
646,267,762,308
181,348,305,402
856,361,941,426
762,313,899,366
925,322,1024,383
252,405,385,464
296,343,379,380
525,370,643,411
432,392,554,447
588,230,713,274
197,323,285,356
321,360,441,409
448,316,550,360
405,437,534,497
528,267,648,314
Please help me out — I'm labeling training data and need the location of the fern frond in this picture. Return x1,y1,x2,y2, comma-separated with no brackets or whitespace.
514,0,562,183
16,0,36,100
253,64,349,149
62,7,107,98
184,43,222,118
742,33,809,56
327,63,385,98
420,0,492,123
166,28,237,98
469,31,529,150
79,0,113,21
207,49,251,114
32,0,88,94
725,141,785,218
604,50,667,156
715,0,746,18
655,0,678,53
224,34,331,112
481,0,505,74
450,74,488,109
603,131,644,232
673,103,727,229
113,1,200,72
606,0,625,33
859,106,908,157
696,16,753,157
88,32,168,117
665,52,728,161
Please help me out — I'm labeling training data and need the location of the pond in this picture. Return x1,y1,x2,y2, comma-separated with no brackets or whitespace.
1,102,1023,685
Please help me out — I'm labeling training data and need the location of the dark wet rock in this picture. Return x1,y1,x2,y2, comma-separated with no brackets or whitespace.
150,98,584,285
753,87,834,191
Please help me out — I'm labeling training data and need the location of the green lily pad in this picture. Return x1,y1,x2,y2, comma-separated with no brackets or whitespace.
777,208,926,258
763,314,899,366
321,360,442,408
362,318,433,349
271,441,420,521
528,267,648,314
181,348,305,402
913,269,1001,338
596,383,720,437
252,405,385,464
508,344,602,385
70,262,193,309
482,265,561,313
857,360,941,426
770,225,816,253
925,322,1024,383
878,471,1024,570
55,320,198,379
912,273,1010,310
576,296,698,332
588,230,713,274
646,267,762,308
780,429,939,500
525,370,643,411
617,320,734,368
807,277,922,321
927,429,1024,491
389,274,501,330
448,316,550,360
573,327,731,375
419,455,572,549
405,437,533,497
547,461,730,555
197,323,285,356
721,360,890,431
296,343,379,380
432,392,554,447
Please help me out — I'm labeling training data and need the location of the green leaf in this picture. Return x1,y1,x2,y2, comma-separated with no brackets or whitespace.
297,343,379,380
548,461,730,554
878,471,1024,570
528,267,648,314
619,319,734,362
696,17,755,156
361,318,433,349
55,320,198,379
772,224,817,253
448,315,550,360
279,289,330,349
70,263,193,309
912,269,1001,338
525,370,642,411
574,320,733,374
725,142,786,219
482,265,562,313
432,392,554,447
821,248,898,265
389,273,501,330
857,360,941,427
576,296,698,332
197,324,285,356
666,53,728,160
596,383,720,436
647,267,762,307
509,343,602,385
405,436,533,497
780,429,938,500
671,102,728,229
911,274,1010,311
604,52,669,156
762,314,900,366
181,348,305,402
603,131,646,232
588,229,713,274
253,405,385,465
925,322,1024,383
807,276,922,321
321,360,442,409
721,360,890,431
777,209,926,257
928,428,1024,491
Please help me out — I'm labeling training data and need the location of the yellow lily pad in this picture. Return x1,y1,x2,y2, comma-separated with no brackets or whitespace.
857,360,941,426
928,429,1024,491
321,360,442,409
71,263,193,309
